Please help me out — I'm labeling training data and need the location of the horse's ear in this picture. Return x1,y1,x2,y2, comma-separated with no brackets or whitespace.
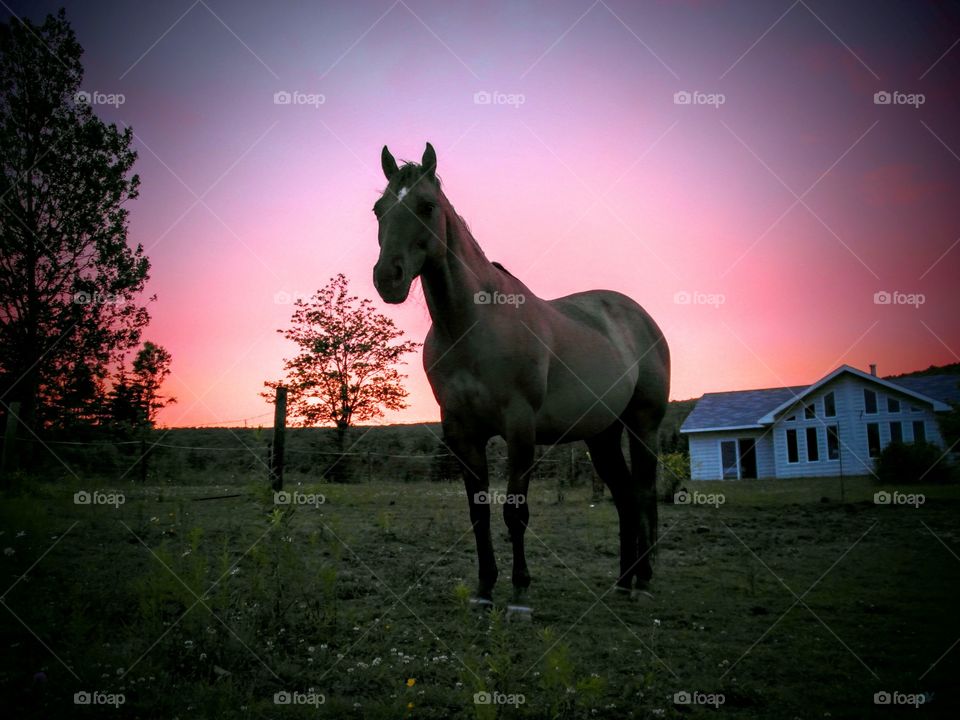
421,142,437,180
381,145,399,181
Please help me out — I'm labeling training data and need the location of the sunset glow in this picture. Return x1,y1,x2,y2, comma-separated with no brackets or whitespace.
15,0,958,427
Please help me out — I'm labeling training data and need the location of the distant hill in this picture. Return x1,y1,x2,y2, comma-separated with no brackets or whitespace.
887,363,960,379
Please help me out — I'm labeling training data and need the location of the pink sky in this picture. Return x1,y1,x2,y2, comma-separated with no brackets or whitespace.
20,0,959,427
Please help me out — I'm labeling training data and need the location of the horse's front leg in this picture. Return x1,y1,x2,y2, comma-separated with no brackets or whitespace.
448,430,497,602
503,407,536,610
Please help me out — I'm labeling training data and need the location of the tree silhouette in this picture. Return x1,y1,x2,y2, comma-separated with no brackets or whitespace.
265,274,420,475
0,10,150,440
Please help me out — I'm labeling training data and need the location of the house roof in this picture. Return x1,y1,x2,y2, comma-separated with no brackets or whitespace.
891,375,960,406
680,386,806,432
681,366,954,434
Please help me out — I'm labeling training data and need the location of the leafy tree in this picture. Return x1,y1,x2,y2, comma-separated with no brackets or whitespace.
107,342,174,432
265,274,420,475
131,341,174,426
0,10,150,439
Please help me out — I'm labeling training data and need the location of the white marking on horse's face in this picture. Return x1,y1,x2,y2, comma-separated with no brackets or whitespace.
397,186,409,201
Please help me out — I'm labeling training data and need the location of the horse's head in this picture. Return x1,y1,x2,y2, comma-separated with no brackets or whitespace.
373,142,445,303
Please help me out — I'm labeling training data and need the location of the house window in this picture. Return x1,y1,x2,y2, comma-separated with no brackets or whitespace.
786,429,799,463
804,403,815,419
864,389,877,414
867,423,881,458
720,440,738,479
824,392,836,417
806,427,819,462
887,397,900,413
827,425,840,460
890,421,903,444
913,421,926,444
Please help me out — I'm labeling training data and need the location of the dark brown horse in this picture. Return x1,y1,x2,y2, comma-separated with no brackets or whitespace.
373,143,670,610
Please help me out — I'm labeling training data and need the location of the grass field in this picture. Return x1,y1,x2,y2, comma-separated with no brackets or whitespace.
2,474,958,718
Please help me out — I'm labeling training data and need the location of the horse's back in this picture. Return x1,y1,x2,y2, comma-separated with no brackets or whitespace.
547,289,670,401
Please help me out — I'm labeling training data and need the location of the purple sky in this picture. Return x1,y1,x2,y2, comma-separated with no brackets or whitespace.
8,0,960,427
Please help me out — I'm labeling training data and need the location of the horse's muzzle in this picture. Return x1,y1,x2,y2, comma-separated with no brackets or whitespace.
373,258,409,303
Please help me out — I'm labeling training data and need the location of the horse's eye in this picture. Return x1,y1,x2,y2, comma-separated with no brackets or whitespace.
418,201,435,215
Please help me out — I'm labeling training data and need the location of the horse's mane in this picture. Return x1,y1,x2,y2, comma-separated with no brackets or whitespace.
396,162,442,188
491,261,515,278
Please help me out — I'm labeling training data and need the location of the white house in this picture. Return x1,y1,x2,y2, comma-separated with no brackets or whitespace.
680,365,957,480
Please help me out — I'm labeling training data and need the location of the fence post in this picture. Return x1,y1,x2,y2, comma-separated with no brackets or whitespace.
270,387,287,491
1,401,21,484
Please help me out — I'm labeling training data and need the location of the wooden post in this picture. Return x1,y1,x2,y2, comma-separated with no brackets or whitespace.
1,401,21,483
271,387,287,491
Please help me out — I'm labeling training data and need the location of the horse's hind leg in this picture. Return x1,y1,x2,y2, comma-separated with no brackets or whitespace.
624,403,665,590
585,422,639,592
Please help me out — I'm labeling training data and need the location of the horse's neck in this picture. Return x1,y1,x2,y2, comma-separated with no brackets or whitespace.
421,199,497,336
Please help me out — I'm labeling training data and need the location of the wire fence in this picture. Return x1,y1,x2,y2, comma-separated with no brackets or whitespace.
5,428,601,489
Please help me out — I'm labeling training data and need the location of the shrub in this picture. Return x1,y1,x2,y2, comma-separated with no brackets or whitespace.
875,441,950,485
658,451,690,501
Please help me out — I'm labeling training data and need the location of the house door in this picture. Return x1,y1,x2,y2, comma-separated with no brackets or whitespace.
738,438,757,479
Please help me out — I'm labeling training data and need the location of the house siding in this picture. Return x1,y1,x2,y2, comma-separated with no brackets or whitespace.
688,430,776,480
770,375,943,478
684,369,948,480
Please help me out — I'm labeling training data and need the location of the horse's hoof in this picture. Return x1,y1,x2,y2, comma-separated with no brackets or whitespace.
613,584,632,596
506,604,533,622
632,588,654,601
469,597,494,611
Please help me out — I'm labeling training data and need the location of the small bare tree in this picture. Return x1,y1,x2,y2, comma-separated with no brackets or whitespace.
264,274,420,478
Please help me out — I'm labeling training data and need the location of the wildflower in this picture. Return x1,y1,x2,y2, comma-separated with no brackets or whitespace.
406,678,416,687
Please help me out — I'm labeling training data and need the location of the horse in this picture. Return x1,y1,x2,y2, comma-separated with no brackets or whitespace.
372,143,670,611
